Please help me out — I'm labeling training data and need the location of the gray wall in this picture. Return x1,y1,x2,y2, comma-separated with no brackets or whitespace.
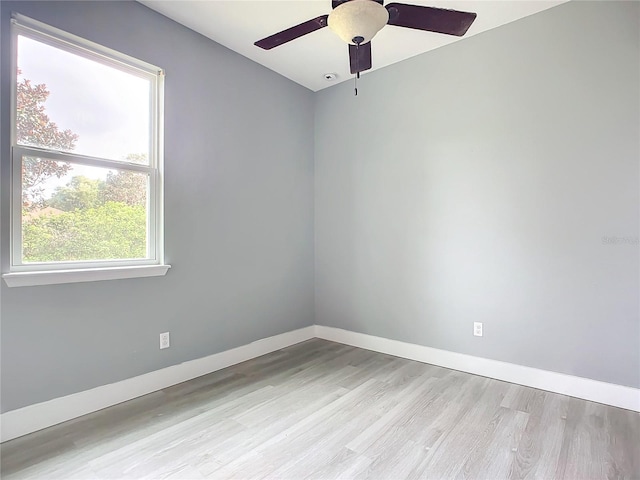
315,1,640,388
1,0,638,415
0,1,315,412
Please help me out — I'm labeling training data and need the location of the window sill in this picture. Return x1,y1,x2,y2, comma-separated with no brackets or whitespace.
2,264,171,287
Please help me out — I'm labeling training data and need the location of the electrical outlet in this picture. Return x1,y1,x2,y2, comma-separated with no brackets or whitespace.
159,332,170,349
473,322,483,337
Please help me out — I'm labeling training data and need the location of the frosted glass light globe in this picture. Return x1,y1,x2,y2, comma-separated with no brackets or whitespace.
328,0,389,45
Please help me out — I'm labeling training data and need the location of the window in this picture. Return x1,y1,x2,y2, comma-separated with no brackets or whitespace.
3,15,169,287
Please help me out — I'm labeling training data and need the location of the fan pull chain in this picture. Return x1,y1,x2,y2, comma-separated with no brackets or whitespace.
354,42,360,96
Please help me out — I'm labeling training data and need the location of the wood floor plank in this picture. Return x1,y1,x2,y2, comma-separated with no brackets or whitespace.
204,379,393,479
508,390,569,480
604,406,640,479
457,407,529,480
301,448,373,480
89,418,244,479
562,400,613,480
2,338,638,480
345,375,439,455
354,440,431,480
194,385,349,470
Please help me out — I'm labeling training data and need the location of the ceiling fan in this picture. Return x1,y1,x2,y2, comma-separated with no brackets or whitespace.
255,0,477,77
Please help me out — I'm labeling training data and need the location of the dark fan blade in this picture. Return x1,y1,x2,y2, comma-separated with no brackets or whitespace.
255,15,328,50
332,0,382,8
349,42,372,74
386,3,476,37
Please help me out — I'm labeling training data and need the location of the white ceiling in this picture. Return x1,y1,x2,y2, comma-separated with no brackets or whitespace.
140,0,566,91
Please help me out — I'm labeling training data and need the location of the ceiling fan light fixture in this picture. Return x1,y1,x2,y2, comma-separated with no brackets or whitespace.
328,0,389,45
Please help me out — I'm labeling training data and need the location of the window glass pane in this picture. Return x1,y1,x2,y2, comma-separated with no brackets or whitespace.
16,35,150,164
22,157,149,263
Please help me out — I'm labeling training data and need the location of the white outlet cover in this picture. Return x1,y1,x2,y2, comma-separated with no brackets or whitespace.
160,332,170,349
473,322,483,337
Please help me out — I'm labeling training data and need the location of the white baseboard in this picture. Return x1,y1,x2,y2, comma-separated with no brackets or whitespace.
314,325,640,413
3,324,638,443
0,326,315,443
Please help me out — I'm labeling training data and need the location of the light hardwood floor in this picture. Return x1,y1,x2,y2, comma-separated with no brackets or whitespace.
1,339,639,479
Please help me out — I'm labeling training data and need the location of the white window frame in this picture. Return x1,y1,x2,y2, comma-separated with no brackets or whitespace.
3,14,169,287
